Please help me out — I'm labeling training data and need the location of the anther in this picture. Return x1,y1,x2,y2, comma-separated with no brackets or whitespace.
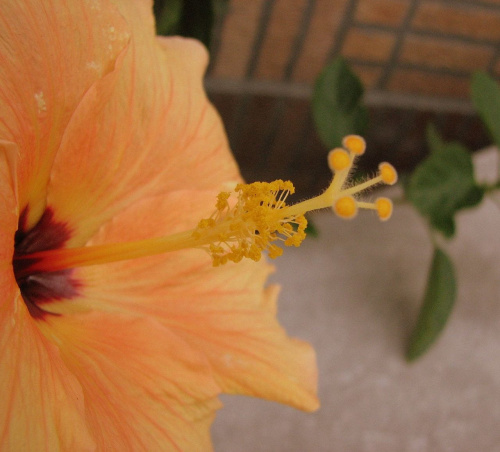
216,192,231,210
343,135,366,155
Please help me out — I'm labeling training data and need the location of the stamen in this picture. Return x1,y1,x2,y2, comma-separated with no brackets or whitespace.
13,135,397,271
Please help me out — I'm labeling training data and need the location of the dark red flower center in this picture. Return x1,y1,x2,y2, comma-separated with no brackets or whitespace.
13,207,80,318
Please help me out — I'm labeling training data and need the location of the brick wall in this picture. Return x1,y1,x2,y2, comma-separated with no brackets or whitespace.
205,0,499,193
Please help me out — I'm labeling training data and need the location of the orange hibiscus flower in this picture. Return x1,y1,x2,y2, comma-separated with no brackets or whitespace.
1,0,319,450
0,0,397,450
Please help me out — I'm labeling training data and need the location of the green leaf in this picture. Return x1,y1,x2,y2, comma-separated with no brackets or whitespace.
178,0,215,49
312,57,368,149
406,126,485,237
426,123,445,151
154,0,183,36
407,248,456,361
154,0,225,49
471,71,500,149
305,217,318,238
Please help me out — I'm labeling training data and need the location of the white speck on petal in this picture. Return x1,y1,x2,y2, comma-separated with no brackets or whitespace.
223,353,234,367
86,60,103,75
34,91,47,114
85,0,101,11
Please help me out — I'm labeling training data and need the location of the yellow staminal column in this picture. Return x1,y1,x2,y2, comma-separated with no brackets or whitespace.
15,135,398,272
193,135,397,265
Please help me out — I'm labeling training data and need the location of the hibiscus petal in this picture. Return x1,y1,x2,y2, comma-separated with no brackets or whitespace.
0,0,130,228
44,311,221,451
48,1,239,245
0,281,94,451
68,191,319,412
0,143,18,261
1,156,92,448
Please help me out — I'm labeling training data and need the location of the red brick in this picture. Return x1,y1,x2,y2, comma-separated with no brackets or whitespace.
351,64,383,89
255,0,308,80
292,0,349,83
355,0,410,27
342,28,396,63
400,36,494,73
212,0,265,79
412,2,500,42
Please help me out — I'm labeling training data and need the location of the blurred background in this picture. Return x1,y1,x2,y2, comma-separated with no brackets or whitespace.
155,1,500,450
204,0,498,195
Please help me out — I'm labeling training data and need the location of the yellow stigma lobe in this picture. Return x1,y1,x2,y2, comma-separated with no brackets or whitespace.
15,135,398,273
375,197,393,221
328,148,351,172
334,196,357,219
343,135,366,155
379,162,398,185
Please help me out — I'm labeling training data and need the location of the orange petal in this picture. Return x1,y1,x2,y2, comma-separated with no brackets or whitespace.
48,12,239,245
173,281,319,412
0,0,130,228
0,280,94,451
70,190,319,412
44,311,221,451
0,144,18,263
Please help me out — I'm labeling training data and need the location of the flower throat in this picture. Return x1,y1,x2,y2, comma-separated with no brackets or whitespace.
13,208,80,318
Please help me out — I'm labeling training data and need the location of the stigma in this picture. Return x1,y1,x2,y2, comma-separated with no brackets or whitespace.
13,135,397,273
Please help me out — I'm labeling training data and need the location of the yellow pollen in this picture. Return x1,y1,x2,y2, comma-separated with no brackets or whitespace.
328,148,351,172
216,191,231,210
194,180,309,266
14,135,398,272
379,162,398,185
343,135,366,155
375,197,393,221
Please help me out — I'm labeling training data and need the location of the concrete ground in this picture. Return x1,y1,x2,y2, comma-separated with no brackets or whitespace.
212,149,500,451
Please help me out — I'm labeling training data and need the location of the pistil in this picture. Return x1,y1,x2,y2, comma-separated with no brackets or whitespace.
13,135,397,273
